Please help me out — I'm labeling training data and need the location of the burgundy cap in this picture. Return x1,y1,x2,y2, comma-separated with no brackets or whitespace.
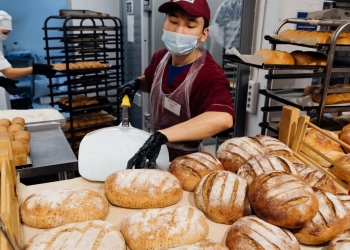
158,0,210,24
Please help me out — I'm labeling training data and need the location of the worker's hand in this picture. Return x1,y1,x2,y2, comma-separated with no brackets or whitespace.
32,63,57,78
0,76,19,95
126,131,168,169
117,78,141,105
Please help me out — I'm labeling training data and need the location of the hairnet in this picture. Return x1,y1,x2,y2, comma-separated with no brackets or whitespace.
0,10,12,30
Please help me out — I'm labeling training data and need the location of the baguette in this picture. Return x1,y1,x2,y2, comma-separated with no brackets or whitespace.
254,49,294,65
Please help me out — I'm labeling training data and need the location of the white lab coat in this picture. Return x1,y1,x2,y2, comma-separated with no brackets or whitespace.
0,46,12,110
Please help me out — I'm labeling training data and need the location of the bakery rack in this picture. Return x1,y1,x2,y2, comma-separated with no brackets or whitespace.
42,13,124,154
225,11,350,135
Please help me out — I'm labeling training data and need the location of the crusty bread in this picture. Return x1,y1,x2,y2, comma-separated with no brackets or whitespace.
225,215,300,250
104,169,182,208
0,118,11,128
216,137,266,173
169,239,228,250
24,220,126,250
194,170,251,224
248,171,319,229
237,155,299,185
169,152,224,191
11,141,27,166
310,84,350,105
340,124,350,153
254,134,294,161
20,189,109,229
294,163,336,194
302,128,344,167
120,206,209,250
328,229,350,250
290,50,327,66
292,190,350,245
254,49,294,65
336,193,350,210
332,154,350,184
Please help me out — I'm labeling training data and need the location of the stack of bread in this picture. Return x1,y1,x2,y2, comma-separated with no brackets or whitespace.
59,94,99,108
51,61,109,71
65,111,116,130
0,116,30,166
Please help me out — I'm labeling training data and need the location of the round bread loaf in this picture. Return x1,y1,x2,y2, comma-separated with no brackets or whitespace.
8,124,24,136
216,137,266,173
194,170,251,224
21,189,109,229
332,154,350,184
254,49,294,65
0,118,11,128
336,193,350,210
12,116,25,126
225,215,300,250
340,124,350,153
237,155,299,185
292,190,350,245
248,171,319,229
169,239,228,250
104,169,182,208
120,206,209,250
169,152,224,191
302,128,344,167
254,135,294,161
24,220,126,250
328,229,350,250
294,163,336,194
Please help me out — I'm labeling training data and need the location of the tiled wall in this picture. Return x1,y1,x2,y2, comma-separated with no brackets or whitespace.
244,0,324,137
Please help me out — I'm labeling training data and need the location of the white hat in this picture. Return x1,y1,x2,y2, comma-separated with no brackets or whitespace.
0,10,12,30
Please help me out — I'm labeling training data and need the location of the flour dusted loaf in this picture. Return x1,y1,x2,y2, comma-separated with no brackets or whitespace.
237,155,299,185
254,134,294,161
120,206,209,250
21,189,109,229
340,123,350,153
104,169,182,208
254,49,294,65
169,152,224,191
216,137,266,172
225,215,300,250
328,229,350,250
169,239,228,250
248,171,318,229
336,193,350,210
294,163,336,194
292,190,350,245
332,154,350,184
24,220,126,250
194,170,251,224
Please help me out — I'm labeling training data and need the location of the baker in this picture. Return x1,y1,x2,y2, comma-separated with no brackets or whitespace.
0,10,56,96
117,0,235,168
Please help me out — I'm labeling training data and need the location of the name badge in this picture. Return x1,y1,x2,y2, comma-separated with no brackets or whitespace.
164,97,181,116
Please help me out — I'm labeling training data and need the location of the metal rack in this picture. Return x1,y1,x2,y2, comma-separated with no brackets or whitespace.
43,14,124,154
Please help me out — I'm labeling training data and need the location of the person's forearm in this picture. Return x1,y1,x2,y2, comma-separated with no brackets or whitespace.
1,67,33,79
137,75,148,92
159,111,233,142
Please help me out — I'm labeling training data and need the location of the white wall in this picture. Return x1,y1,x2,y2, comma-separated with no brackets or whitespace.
67,0,121,18
245,0,324,136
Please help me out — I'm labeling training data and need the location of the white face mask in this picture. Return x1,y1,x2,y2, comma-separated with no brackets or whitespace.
0,34,8,41
161,30,202,56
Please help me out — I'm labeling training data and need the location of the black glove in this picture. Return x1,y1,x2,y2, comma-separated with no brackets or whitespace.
0,76,19,95
117,78,141,105
127,131,168,169
32,63,57,78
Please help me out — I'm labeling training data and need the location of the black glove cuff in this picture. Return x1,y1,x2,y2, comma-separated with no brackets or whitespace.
132,77,141,90
154,131,168,145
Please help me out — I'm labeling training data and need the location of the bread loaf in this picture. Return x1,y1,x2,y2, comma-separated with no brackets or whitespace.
21,189,109,229
292,190,350,245
294,163,336,194
0,125,7,134
290,50,327,66
340,124,350,153
248,171,319,229
120,206,209,250
169,239,228,250
8,123,24,136
336,193,350,210
194,170,251,224
216,137,266,173
332,154,350,184
12,141,27,166
254,49,294,65
309,84,350,105
12,116,25,126
52,61,109,71
302,128,344,167
328,229,350,250
237,155,299,185
225,215,300,250
169,152,224,191
0,118,11,128
14,130,30,154
24,220,126,250
104,169,182,208
254,135,294,161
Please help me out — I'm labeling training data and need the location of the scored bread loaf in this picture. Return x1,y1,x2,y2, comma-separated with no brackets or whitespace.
225,215,300,250
169,152,224,191
21,189,109,229
24,220,126,250
294,163,336,194
216,137,266,173
194,170,251,224
104,169,182,208
340,123,350,153
328,229,350,250
169,239,228,250
332,154,350,184
336,193,350,210
302,128,345,167
237,155,299,185
290,50,327,66
254,49,294,65
248,171,319,229
120,206,209,250
292,190,350,245
254,135,294,161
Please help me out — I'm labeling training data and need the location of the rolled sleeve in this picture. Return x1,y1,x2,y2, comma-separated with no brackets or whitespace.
0,52,11,71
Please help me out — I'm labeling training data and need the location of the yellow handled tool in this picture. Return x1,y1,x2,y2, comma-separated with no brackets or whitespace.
121,95,131,127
